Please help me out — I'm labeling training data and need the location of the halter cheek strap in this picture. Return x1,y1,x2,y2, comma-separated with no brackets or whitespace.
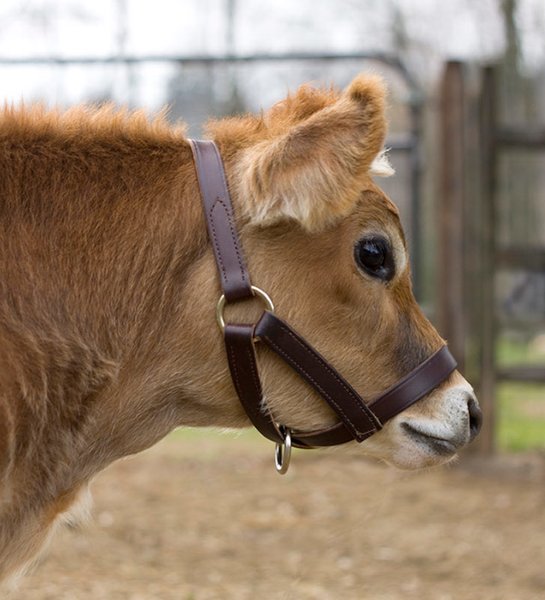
189,139,457,473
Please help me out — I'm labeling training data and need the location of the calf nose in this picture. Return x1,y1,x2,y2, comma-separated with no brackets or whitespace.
401,389,483,454
468,395,482,442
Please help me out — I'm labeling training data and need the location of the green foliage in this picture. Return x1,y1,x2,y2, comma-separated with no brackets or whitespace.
498,382,545,451
496,336,545,367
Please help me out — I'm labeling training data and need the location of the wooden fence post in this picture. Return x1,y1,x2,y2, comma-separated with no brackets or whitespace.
437,61,467,371
438,61,497,454
475,65,497,454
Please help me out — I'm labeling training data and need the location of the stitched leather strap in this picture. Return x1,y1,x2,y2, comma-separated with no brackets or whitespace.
254,311,381,441
225,315,457,449
224,323,284,443
369,346,457,423
253,312,457,448
189,139,253,302
223,323,355,448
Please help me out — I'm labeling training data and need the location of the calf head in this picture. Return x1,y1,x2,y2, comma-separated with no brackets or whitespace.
185,73,481,469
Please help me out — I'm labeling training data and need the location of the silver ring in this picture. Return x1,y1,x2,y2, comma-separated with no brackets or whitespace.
216,285,274,333
274,427,292,475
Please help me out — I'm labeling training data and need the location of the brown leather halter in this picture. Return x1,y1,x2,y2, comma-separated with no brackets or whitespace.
189,139,457,474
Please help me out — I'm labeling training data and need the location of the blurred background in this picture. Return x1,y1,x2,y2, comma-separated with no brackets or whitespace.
4,1,544,598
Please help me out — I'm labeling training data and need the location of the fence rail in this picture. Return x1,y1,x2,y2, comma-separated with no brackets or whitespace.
496,247,545,270
496,128,545,148
498,366,545,383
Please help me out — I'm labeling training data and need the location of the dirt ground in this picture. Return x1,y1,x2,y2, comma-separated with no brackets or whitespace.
13,431,545,600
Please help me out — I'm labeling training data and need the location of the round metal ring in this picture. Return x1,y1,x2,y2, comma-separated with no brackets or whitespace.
216,285,275,333
274,427,292,475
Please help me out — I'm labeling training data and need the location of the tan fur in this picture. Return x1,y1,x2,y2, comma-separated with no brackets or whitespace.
233,75,387,231
0,75,467,583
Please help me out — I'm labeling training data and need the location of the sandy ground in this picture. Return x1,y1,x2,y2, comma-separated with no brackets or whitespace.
12,432,545,600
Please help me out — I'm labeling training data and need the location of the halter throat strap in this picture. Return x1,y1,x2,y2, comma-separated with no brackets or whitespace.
189,139,457,469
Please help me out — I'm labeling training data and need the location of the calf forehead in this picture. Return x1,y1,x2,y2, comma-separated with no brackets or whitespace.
353,185,404,234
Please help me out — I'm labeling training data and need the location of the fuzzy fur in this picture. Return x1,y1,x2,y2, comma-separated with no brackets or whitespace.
0,74,470,584
233,75,388,231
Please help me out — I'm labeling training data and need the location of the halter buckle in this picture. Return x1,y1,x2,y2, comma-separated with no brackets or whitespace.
274,426,292,475
216,285,275,333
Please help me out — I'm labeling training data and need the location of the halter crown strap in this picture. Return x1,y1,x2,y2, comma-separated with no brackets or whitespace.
189,139,252,302
189,139,458,464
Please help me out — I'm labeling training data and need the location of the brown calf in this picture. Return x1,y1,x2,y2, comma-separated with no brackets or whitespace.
0,74,480,584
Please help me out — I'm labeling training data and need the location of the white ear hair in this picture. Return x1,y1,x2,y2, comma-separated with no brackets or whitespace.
370,148,394,177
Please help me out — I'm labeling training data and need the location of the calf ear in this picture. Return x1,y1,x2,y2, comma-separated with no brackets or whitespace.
237,74,387,231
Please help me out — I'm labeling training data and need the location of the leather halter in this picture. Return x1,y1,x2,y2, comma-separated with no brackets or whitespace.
189,139,457,473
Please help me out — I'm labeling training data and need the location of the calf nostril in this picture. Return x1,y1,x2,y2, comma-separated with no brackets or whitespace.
467,396,483,441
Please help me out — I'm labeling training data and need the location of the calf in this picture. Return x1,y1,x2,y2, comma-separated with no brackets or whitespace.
0,74,480,583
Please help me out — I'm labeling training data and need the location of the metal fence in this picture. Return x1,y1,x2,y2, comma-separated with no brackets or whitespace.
0,51,425,295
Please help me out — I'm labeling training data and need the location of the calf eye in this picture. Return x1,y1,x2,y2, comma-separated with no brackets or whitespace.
354,236,395,282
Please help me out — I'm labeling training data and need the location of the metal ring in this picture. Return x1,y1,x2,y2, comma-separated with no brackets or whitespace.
274,427,292,475
216,285,275,333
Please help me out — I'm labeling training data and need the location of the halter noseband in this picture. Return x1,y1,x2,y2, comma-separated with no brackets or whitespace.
189,139,457,474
